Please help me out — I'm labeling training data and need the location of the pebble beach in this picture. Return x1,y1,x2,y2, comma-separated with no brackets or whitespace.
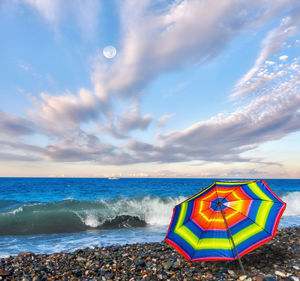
0,226,299,281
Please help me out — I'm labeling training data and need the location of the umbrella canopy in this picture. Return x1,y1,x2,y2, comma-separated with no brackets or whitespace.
165,180,286,262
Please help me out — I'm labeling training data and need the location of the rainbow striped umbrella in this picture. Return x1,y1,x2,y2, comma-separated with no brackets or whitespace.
165,180,286,273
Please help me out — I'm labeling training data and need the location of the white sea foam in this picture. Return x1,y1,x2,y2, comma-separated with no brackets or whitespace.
282,192,300,216
142,196,186,225
74,196,186,227
2,206,23,215
102,196,186,226
75,212,101,228
83,214,101,228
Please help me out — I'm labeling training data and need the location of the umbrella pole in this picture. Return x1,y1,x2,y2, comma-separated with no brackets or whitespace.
218,202,246,276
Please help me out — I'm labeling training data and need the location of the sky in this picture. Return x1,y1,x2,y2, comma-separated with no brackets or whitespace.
0,0,300,178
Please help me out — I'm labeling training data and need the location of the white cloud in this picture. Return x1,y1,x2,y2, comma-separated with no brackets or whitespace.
233,10,300,98
279,55,288,61
28,88,109,136
118,56,300,165
2,0,300,172
92,0,298,99
24,0,300,143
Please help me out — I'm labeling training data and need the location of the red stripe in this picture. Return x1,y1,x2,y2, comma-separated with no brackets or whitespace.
165,238,191,261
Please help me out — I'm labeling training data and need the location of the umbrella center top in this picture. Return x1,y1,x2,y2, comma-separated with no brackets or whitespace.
210,198,229,212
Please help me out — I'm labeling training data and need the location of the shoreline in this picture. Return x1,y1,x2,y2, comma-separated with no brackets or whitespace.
0,227,299,280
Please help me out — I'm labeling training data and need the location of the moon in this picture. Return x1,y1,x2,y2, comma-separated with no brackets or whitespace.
103,46,117,59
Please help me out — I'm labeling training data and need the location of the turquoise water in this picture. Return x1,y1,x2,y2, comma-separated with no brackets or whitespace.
0,178,299,257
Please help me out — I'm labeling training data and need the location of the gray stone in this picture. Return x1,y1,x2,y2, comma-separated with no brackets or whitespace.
164,260,173,270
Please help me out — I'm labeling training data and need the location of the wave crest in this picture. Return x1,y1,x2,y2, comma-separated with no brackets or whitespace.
0,196,185,236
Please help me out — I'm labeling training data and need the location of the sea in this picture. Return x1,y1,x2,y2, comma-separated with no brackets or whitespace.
0,178,299,258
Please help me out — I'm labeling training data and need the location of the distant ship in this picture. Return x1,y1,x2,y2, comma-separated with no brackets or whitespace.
108,176,120,180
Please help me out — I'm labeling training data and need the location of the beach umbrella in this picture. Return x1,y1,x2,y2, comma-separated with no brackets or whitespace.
165,180,286,274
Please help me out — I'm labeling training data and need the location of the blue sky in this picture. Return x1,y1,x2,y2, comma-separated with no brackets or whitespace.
0,0,300,178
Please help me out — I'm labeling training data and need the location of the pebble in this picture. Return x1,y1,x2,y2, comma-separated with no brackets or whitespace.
275,270,287,277
228,269,237,276
0,226,298,280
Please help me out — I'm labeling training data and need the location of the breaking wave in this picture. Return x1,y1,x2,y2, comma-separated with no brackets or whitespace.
282,191,300,216
1,191,298,236
0,196,185,236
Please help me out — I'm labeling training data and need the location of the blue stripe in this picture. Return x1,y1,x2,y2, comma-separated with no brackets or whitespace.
193,248,235,259
168,205,181,233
